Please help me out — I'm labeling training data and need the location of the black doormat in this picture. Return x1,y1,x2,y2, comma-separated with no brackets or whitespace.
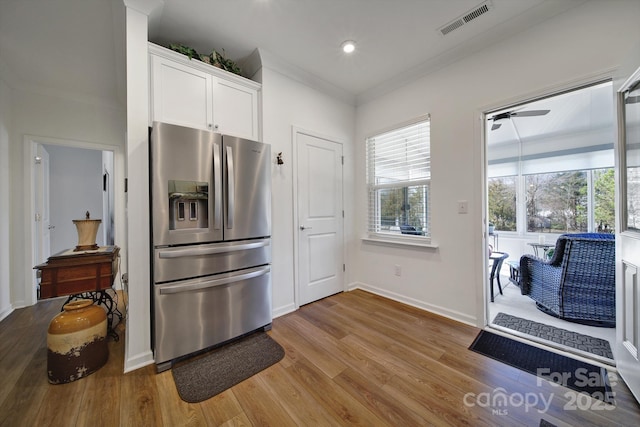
493,312,613,360
172,332,285,403
470,331,614,403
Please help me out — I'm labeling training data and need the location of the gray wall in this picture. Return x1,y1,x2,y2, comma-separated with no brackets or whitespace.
46,145,104,254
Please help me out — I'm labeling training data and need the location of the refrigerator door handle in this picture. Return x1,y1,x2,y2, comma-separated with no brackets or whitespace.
226,145,235,229
213,142,222,230
159,266,270,294
158,240,270,259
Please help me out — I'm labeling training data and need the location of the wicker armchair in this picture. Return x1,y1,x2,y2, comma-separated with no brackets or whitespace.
520,233,615,327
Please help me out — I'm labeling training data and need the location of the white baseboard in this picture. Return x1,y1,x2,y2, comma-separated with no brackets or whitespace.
10,300,26,310
0,305,12,322
348,281,478,327
273,302,297,319
124,350,155,373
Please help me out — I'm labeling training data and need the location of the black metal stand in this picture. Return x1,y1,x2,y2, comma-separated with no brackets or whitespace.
61,289,123,341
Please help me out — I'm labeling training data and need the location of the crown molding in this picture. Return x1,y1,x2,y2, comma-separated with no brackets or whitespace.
252,48,355,107
122,0,163,16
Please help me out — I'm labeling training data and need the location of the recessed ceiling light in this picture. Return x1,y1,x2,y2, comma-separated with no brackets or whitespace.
341,40,356,54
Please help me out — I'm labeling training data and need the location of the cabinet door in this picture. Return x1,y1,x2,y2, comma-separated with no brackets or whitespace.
212,77,259,140
150,55,213,130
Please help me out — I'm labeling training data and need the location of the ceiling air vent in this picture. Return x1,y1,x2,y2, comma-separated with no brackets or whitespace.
438,1,494,36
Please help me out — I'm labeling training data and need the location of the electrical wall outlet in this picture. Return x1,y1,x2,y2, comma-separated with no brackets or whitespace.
395,265,401,276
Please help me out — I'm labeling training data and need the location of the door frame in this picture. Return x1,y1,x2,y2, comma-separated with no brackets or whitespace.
23,135,125,306
614,64,640,402
34,143,51,278
291,126,346,309
479,70,618,331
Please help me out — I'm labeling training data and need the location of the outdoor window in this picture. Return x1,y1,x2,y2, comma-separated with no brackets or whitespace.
524,169,614,233
488,176,516,232
487,81,615,235
366,116,430,239
526,171,588,233
488,169,614,234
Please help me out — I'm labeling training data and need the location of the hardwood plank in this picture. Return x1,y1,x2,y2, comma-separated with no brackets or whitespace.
373,342,539,426
0,300,58,407
296,299,350,339
119,365,163,426
281,313,394,387
198,389,248,426
0,346,50,427
333,366,430,426
155,370,209,426
1,289,639,426
297,297,394,349
284,356,388,426
32,374,87,427
258,362,343,425
232,375,298,427
0,326,43,408
381,373,501,427
275,315,348,378
218,412,252,427
74,376,121,427
74,334,125,427
329,298,448,361
340,330,501,426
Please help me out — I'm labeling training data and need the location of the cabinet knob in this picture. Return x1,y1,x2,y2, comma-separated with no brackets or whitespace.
208,123,212,128
214,124,219,130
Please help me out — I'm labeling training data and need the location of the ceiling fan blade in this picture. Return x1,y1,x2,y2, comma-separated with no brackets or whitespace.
489,112,511,121
511,109,550,117
491,123,502,131
626,95,640,104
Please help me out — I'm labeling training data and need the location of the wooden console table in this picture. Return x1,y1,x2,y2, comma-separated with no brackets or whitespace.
35,246,122,340
35,246,120,298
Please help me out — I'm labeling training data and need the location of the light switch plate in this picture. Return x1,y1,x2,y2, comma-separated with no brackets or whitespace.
457,200,468,214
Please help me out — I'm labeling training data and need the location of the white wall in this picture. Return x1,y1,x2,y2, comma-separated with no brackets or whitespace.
354,0,640,326
123,3,154,372
46,145,104,254
8,88,126,308
259,65,356,316
0,73,12,320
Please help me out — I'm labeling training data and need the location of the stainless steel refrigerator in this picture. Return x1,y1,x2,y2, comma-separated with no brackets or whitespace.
150,121,272,372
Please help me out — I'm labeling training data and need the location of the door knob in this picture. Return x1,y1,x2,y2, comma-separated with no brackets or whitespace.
300,225,313,230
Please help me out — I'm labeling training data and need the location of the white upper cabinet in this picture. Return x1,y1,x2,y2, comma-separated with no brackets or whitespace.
212,78,259,140
149,43,261,141
151,55,213,131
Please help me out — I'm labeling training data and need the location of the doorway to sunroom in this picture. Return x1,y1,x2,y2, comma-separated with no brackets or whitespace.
485,80,616,366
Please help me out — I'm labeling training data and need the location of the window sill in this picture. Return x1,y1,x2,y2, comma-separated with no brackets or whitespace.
361,236,438,249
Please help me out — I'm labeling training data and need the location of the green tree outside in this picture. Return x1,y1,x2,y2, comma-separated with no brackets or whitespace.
488,177,516,231
594,168,615,232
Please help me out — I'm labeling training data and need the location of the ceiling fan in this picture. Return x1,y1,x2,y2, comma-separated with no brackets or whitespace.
625,95,640,104
488,109,550,131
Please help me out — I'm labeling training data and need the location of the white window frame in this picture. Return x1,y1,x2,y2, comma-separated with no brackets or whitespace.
365,115,432,246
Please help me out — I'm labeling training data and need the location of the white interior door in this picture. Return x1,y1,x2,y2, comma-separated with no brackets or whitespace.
35,143,51,264
616,66,640,402
296,131,344,306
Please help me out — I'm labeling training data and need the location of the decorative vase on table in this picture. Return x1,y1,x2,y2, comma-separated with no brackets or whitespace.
72,211,101,251
47,299,108,384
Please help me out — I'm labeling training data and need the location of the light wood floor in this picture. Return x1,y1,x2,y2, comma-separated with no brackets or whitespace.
1,290,639,426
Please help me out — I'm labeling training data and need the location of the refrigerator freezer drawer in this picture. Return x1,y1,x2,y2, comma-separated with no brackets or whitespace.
153,266,272,367
154,239,270,283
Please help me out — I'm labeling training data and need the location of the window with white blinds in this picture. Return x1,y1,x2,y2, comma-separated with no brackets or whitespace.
366,115,430,239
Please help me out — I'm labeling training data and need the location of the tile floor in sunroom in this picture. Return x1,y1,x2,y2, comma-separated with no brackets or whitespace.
487,268,616,361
